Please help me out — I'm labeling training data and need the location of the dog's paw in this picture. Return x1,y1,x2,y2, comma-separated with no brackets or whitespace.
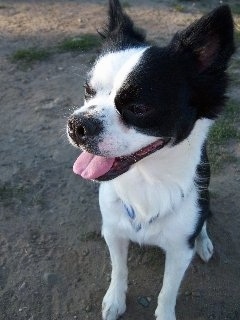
102,288,126,320
155,307,176,320
196,236,214,262
155,316,176,320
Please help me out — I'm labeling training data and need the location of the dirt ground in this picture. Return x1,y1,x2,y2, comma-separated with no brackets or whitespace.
0,1,239,320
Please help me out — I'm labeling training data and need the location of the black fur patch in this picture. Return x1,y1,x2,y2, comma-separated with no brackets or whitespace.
114,46,197,144
188,143,212,248
100,0,146,52
109,5,235,144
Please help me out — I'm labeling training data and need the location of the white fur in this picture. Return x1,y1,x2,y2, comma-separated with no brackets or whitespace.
90,48,148,95
100,118,213,246
99,118,214,320
196,222,214,262
73,48,158,158
70,48,214,319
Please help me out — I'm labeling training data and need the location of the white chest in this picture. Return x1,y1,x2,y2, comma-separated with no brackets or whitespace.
100,180,198,249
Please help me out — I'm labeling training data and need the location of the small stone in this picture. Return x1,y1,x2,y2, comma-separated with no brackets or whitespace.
184,290,191,296
43,272,59,287
85,304,92,312
19,282,26,291
137,296,151,308
82,249,89,256
191,291,201,297
30,231,39,241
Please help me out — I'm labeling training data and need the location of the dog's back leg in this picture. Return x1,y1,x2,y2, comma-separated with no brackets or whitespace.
195,144,214,263
195,222,214,262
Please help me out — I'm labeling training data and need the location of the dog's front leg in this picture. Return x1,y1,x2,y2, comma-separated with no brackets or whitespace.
155,245,194,320
102,232,129,320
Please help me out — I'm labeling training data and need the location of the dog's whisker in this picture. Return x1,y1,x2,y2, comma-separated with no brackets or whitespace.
72,73,82,77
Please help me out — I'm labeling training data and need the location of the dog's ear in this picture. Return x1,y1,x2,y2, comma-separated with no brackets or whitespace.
170,5,235,72
99,0,145,45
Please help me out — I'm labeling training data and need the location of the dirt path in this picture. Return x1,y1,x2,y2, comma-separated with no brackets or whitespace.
0,1,239,320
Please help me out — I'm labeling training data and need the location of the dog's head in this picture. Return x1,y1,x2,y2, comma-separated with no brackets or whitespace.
67,1,234,181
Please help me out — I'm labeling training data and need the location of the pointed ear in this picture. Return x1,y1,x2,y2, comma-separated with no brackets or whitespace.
170,5,235,72
99,0,145,44
108,0,129,34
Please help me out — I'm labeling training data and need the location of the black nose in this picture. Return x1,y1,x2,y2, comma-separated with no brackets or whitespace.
68,115,99,145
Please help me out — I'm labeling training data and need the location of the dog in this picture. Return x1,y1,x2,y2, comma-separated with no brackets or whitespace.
67,1,235,319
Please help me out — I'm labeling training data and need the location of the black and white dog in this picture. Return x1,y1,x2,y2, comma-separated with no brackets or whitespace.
67,1,235,319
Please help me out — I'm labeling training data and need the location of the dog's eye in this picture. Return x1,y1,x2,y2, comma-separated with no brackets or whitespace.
128,104,153,116
84,83,96,100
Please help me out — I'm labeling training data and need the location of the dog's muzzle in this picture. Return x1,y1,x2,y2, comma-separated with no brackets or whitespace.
68,113,171,181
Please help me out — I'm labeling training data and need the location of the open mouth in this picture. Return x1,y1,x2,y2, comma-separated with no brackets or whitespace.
73,138,170,181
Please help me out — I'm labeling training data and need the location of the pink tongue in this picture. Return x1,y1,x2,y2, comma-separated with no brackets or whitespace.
73,151,115,180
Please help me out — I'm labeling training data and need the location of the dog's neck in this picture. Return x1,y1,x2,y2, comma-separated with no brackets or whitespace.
109,118,213,223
